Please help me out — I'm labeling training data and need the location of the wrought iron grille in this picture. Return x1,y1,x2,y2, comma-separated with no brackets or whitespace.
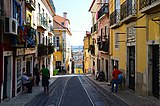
0,0,4,16
121,0,137,20
139,0,157,10
110,9,120,26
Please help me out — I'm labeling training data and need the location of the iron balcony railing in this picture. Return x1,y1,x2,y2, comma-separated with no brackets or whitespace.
98,39,109,53
139,0,157,10
0,0,4,16
37,13,48,29
38,44,47,57
120,0,137,21
91,23,98,34
110,9,120,26
48,25,53,32
47,43,54,54
88,45,95,55
97,3,109,20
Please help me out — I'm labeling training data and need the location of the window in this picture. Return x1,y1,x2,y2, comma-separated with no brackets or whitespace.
105,26,109,39
42,33,44,44
46,36,47,45
61,22,64,25
53,36,60,48
38,32,41,44
13,0,22,25
115,60,119,69
127,25,136,40
115,0,120,10
38,3,40,13
0,0,4,16
115,33,119,49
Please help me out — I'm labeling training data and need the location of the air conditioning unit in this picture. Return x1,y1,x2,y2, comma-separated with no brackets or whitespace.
4,17,18,35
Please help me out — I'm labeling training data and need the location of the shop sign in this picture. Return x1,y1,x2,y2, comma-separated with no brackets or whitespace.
24,48,36,55
16,48,24,56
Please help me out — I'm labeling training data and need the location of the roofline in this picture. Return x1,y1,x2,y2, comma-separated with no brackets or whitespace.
53,20,72,36
46,0,56,16
88,0,96,12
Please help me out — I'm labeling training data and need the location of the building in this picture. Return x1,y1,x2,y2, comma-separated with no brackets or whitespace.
109,0,159,98
0,0,55,102
89,0,110,81
53,12,72,74
36,0,55,76
71,46,84,74
83,31,92,73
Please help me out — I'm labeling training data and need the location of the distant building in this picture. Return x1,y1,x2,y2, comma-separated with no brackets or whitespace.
53,12,72,73
71,46,84,74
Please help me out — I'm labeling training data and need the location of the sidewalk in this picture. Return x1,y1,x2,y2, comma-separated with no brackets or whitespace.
87,74,159,106
0,76,57,106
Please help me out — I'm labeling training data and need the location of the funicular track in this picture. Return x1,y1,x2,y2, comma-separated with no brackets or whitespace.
25,77,70,106
82,76,129,106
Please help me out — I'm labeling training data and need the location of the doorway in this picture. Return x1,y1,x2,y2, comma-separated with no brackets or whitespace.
151,45,159,98
128,46,135,91
106,59,108,82
56,61,61,72
26,61,31,76
3,56,11,100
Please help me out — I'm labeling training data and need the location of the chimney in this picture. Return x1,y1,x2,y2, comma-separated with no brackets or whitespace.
63,12,67,19
63,12,68,27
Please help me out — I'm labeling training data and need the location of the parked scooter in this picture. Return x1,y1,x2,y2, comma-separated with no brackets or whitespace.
96,71,105,81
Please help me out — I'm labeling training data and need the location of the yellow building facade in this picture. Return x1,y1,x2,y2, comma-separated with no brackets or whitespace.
53,30,63,70
84,32,91,73
109,0,160,98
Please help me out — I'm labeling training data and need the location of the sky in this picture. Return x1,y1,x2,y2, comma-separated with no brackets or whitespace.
53,0,92,46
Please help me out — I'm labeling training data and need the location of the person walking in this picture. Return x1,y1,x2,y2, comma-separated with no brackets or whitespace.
111,65,122,93
40,64,50,94
34,64,40,86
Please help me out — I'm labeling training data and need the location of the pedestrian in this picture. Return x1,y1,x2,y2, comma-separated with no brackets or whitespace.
34,64,40,86
111,65,122,93
40,64,50,94
22,72,32,93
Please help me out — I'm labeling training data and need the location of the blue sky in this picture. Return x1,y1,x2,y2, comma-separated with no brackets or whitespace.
53,0,92,46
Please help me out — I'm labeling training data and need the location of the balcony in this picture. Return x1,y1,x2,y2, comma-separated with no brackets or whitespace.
47,43,54,54
91,23,98,34
97,37,109,53
139,0,160,13
97,3,109,20
48,25,54,36
37,13,48,30
25,0,35,11
88,45,95,55
38,44,47,57
12,25,36,48
110,9,120,29
120,0,137,24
